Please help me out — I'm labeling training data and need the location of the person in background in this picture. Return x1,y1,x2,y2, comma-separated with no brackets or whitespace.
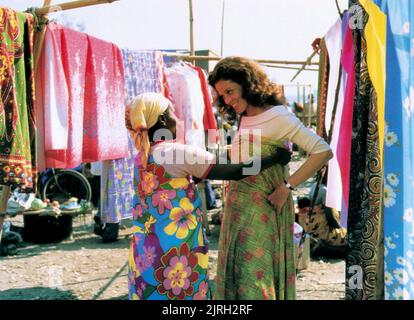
208,56,333,300
126,92,291,300
297,184,348,259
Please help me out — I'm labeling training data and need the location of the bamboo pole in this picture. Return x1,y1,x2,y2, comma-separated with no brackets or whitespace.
162,52,319,65
220,0,225,56
188,0,195,65
290,49,319,82
33,0,53,74
34,0,119,15
263,63,318,71
43,0,53,8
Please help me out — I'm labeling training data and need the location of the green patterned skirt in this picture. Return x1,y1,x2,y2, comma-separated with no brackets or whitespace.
214,140,296,300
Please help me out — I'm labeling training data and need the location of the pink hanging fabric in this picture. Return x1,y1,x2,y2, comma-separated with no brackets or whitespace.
82,34,128,162
189,65,218,131
44,24,88,169
37,23,128,169
35,24,67,172
337,21,355,227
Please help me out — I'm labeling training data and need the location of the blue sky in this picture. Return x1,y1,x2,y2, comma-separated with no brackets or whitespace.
2,0,348,100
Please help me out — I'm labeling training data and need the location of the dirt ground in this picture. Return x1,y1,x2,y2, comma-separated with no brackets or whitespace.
0,152,345,300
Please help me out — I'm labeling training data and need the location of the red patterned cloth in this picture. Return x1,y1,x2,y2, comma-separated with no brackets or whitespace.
189,65,218,131
83,34,127,162
36,23,128,169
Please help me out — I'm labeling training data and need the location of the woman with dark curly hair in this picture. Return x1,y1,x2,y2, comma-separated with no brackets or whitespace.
208,56,333,300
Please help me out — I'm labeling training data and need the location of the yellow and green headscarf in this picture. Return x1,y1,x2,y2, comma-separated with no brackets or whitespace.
126,92,171,168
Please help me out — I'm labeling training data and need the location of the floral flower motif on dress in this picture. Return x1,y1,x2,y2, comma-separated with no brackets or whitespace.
164,197,197,239
403,86,414,118
152,189,176,214
401,21,410,35
132,204,144,219
385,131,398,147
143,245,157,269
193,280,209,300
403,208,413,223
387,173,399,187
139,171,159,195
393,287,411,300
154,243,199,300
185,183,196,202
393,268,410,285
384,184,397,208
252,191,262,205
384,271,394,286
146,163,170,185
169,178,190,189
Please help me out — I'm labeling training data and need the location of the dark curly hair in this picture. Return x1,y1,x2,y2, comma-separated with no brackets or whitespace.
208,56,286,109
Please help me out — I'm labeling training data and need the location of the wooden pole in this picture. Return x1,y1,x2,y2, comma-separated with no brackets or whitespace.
290,49,319,82
34,0,119,15
33,0,53,75
162,52,319,65
188,0,195,64
263,63,318,71
43,0,53,8
220,0,225,56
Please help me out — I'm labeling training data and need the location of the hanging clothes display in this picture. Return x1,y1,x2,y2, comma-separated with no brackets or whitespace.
164,63,206,149
336,12,356,227
35,22,69,173
316,41,330,142
373,0,414,300
324,17,346,214
0,7,36,190
188,65,218,132
82,33,127,162
36,22,128,170
100,50,166,223
346,0,386,300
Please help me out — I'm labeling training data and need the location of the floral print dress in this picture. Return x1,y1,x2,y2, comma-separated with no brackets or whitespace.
128,145,210,300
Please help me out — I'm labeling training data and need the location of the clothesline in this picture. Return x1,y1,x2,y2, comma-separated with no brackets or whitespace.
33,0,119,15
30,1,319,73
290,49,319,82
161,52,319,66
263,64,318,72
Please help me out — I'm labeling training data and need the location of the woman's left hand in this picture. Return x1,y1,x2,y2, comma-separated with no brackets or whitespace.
267,184,291,214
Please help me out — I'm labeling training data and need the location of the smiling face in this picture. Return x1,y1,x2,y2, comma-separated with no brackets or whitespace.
214,79,248,115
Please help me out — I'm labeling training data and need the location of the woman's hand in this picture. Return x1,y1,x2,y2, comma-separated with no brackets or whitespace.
267,183,291,214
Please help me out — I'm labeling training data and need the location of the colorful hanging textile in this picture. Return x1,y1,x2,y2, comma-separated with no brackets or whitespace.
336,12,356,227
35,23,69,173
189,65,217,131
325,17,345,213
164,63,206,149
316,38,330,142
41,24,88,169
373,0,414,300
37,23,128,169
346,0,386,300
82,34,127,162
100,50,165,223
0,8,36,190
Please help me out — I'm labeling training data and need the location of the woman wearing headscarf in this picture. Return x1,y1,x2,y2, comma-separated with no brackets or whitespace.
126,92,291,300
